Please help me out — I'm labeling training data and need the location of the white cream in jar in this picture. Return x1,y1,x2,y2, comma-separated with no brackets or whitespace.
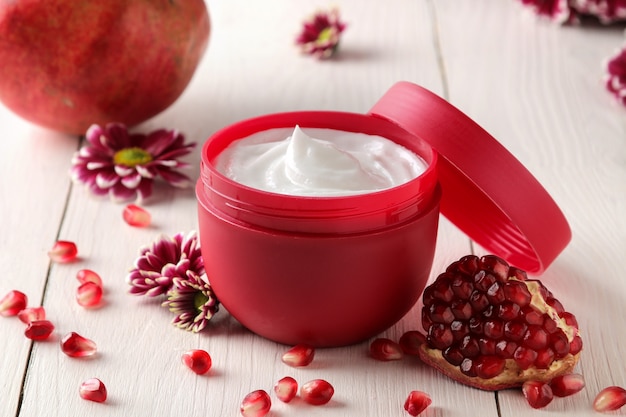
215,126,427,196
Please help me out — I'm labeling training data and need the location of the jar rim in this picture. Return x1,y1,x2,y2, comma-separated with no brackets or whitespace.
199,111,439,233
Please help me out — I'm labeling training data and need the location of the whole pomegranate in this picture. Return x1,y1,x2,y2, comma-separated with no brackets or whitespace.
0,0,210,134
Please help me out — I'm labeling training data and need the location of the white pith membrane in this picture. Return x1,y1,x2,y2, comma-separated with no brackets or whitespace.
418,276,581,391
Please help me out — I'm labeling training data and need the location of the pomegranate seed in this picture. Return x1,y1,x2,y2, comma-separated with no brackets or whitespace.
478,337,497,355
300,379,334,405
429,303,454,323
274,376,298,403
593,386,626,412
0,290,28,317
534,348,555,369
451,320,469,341
451,275,474,300
79,378,107,403
451,300,473,320
503,281,532,307
550,373,585,397
443,346,464,366
460,358,477,377
281,344,314,367
427,323,453,350
182,349,212,375
523,326,548,350
123,204,151,227
569,335,583,355
473,355,505,379
76,269,103,287
24,320,54,340
61,332,97,357
370,338,404,361
48,240,78,263
513,346,538,370
404,390,432,416
76,282,103,308
560,312,579,328
523,380,554,409
17,306,46,324
240,390,271,417
399,331,426,355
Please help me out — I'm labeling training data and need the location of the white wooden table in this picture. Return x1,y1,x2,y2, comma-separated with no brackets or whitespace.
2,1,625,416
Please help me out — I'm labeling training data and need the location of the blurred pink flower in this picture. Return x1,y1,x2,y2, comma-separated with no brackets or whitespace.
606,43,626,107
519,0,626,23
519,0,576,23
296,8,347,59
571,0,626,23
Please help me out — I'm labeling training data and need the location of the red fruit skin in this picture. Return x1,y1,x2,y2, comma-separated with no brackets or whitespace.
0,0,210,134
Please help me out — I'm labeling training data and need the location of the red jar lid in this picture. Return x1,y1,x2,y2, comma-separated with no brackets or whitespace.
368,82,571,274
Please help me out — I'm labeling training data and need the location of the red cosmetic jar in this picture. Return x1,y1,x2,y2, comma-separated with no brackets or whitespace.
197,82,571,347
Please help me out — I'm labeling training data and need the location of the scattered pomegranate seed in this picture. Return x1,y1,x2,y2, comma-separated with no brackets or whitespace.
61,332,97,357
399,331,426,355
550,373,585,397
0,290,28,317
24,320,54,341
48,240,78,263
522,380,554,409
240,389,271,417
182,349,212,375
76,282,103,308
370,337,404,361
17,306,46,324
300,379,334,405
76,269,103,287
79,378,107,403
123,204,151,227
593,386,626,412
281,344,315,367
404,390,432,416
274,376,298,403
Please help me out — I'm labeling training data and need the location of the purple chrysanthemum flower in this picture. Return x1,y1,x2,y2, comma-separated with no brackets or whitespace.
127,232,204,297
71,122,195,203
606,43,626,107
162,273,220,333
296,8,347,59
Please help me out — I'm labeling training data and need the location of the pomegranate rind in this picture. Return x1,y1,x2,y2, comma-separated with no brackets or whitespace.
417,342,580,390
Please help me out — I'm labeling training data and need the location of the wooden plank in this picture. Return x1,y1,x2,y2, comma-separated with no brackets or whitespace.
0,105,79,417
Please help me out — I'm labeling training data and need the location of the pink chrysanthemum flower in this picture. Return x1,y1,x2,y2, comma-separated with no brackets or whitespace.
162,273,220,333
71,123,195,203
127,232,204,297
571,0,626,23
296,8,347,59
518,0,578,24
606,43,626,107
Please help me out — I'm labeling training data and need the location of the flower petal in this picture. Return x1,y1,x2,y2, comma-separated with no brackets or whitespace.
121,173,142,189
95,171,120,189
